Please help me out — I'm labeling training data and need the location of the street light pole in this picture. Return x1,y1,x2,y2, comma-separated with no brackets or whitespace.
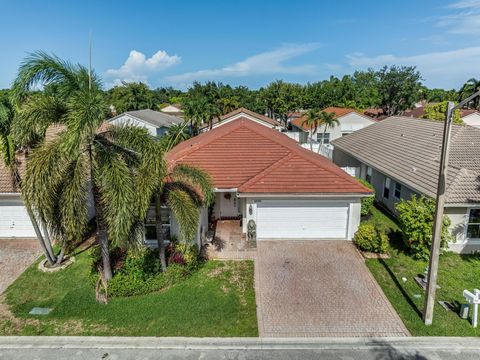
423,91,480,325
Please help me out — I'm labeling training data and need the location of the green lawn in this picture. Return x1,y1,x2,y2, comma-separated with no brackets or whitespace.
365,206,480,336
0,250,258,336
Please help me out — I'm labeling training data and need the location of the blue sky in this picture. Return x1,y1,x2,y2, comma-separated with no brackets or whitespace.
1,0,480,90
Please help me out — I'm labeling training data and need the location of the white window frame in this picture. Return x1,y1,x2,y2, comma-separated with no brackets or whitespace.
316,133,330,144
466,207,480,240
383,177,391,199
365,166,372,183
394,182,402,200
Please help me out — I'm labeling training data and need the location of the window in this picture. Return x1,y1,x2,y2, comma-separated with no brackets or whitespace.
144,207,171,241
467,209,480,239
365,166,372,183
394,182,402,199
383,177,391,199
316,133,330,144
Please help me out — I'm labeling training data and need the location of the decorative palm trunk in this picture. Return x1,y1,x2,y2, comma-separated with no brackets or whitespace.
25,204,55,266
41,222,56,261
155,193,167,272
89,145,113,281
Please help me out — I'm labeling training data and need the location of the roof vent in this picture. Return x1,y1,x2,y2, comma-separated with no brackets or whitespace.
412,167,416,172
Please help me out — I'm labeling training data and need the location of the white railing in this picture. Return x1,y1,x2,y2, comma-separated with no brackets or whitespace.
283,131,333,159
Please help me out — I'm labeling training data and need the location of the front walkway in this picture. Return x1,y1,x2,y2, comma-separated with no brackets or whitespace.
255,240,409,337
203,220,256,260
0,238,40,294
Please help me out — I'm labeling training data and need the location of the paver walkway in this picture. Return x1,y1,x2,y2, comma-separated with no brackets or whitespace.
0,238,40,294
255,240,408,337
204,220,256,260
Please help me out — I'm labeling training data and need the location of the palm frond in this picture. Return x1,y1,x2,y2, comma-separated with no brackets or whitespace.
165,187,199,242
94,141,136,248
171,163,215,206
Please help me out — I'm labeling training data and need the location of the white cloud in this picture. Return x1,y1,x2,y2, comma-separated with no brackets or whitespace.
164,43,321,84
105,50,181,86
435,0,480,34
345,46,480,89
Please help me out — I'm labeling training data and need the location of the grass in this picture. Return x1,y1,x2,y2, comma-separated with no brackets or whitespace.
0,250,258,336
365,205,480,336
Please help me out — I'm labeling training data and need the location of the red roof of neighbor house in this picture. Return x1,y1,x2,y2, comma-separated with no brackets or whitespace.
290,107,373,131
460,109,480,117
167,117,371,195
201,108,281,129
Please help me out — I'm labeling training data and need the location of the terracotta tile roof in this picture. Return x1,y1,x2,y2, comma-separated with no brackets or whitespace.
201,108,281,129
0,152,26,194
167,117,371,195
460,109,480,117
290,107,372,131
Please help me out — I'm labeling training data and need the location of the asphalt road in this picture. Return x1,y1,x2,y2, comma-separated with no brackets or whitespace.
0,337,479,360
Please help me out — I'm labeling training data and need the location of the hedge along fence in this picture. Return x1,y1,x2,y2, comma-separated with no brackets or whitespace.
355,177,375,216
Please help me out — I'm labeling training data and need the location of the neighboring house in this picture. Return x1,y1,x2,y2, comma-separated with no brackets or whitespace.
288,107,377,156
108,109,183,137
404,106,480,128
0,153,36,237
166,115,371,247
461,109,480,128
199,108,283,132
331,116,480,253
161,104,184,118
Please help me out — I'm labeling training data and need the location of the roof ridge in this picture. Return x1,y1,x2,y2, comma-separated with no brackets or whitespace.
238,153,296,192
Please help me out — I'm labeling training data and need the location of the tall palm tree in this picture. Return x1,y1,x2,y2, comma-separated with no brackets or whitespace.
0,102,19,188
301,108,322,151
317,111,339,152
162,122,191,151
12,52,161,279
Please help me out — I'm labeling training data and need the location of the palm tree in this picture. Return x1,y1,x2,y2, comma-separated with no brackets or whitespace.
317,111,339,152
12,52,161,279
162,122,191,151
459,78,480,109
0,102,19,188
154,163,213,271
301,108,322,151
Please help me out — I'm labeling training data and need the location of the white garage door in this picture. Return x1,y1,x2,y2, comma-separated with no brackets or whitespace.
256,200,349,239
0,200,36,237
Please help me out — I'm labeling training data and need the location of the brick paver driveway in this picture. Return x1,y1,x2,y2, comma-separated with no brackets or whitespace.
255,240,408,337
0,239,40,294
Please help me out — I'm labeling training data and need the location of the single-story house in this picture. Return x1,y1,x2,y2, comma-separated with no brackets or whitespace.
199,108,282,132
288,107,377,151
160,104,184,118
331,116,480,253
166,112,371,247
108,109,183,137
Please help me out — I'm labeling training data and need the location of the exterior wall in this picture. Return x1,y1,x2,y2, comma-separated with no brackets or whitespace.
109,114,157,136
332,148,362,177
462,113,480,128
309,113,375,143
446,206,480,254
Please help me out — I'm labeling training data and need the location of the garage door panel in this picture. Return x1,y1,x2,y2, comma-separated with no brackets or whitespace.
0,201,36,238
256,200,348,239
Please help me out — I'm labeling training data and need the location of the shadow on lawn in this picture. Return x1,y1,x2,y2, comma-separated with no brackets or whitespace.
379,258,422,318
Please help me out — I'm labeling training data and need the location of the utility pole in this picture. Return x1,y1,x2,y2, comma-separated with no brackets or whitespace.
423,91,480,325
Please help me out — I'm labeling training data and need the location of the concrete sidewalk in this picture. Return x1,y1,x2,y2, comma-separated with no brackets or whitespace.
0,337,478,359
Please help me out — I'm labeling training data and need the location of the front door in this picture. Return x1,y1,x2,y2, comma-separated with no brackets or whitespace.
220,192,238,218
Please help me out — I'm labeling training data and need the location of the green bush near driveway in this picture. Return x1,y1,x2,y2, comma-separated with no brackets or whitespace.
355,177,375,216
353,223,389,254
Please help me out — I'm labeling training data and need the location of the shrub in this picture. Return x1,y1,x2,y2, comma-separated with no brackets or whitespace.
355,177,375,216
395,195,452,260
353,223,389,253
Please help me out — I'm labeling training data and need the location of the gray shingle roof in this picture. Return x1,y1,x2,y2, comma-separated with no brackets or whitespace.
110,109,183,128
331,116,480,205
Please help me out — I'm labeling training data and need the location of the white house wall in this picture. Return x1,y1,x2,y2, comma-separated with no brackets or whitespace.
311,113,375,142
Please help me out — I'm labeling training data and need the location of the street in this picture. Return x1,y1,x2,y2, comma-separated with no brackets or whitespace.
0,337,479,360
